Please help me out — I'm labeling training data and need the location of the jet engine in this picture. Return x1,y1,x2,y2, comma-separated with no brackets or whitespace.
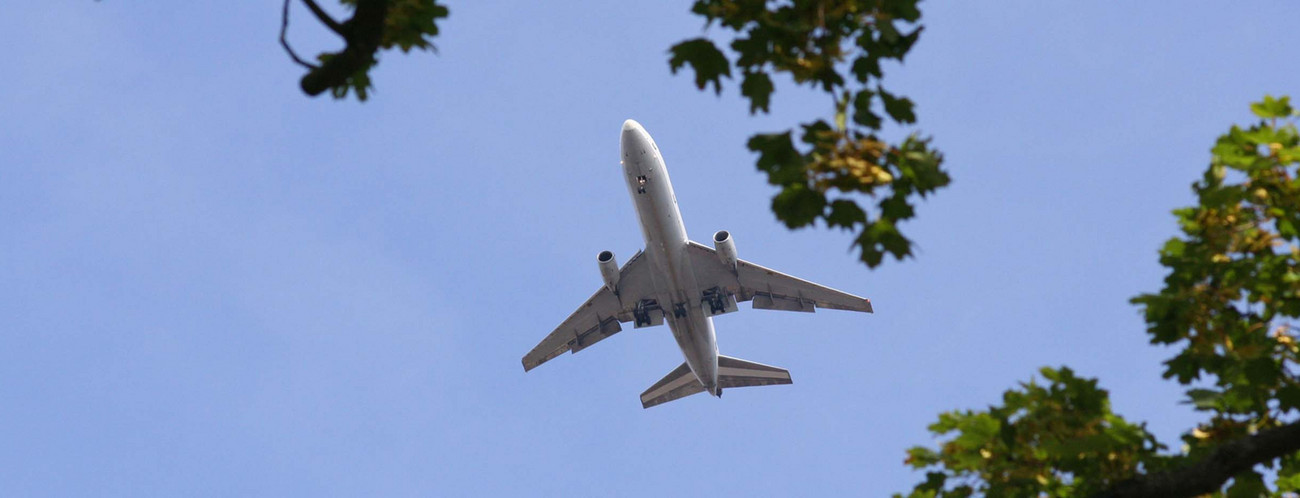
713,230,738,269
597,250,620,291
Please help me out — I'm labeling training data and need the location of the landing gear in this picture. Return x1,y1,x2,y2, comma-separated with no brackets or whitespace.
673,302,687,318
703,288,727,314
700,286,736,316
634,300,653,327
632,299,664,328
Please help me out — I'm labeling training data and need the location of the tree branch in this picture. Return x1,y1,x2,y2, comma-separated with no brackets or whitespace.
299,0,388,97
300,0,345,36
280,0,318,69
1094,419,1300,498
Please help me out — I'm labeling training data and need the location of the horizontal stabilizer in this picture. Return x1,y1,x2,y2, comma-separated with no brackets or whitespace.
640,357,793,408
717,355,792,389
640,362,705,409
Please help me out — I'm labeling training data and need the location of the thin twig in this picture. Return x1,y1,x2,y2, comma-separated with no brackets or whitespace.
281,0,318,69
301,0,346,35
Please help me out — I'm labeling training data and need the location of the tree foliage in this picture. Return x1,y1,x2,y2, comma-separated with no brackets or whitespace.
898,96,1300,497
899,367,1166,497
669,0,950,267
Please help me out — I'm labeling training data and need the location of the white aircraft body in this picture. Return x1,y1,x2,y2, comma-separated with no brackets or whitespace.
522,120,873,408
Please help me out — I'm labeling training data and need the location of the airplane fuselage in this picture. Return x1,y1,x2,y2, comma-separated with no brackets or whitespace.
522,119,872,407
619,120,721,396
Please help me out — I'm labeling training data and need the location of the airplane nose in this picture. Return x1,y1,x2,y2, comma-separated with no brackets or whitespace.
620,119,646,153
621,119,645,143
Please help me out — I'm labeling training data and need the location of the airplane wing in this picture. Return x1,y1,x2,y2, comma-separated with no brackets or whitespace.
685,241,873,313
522,250,661,372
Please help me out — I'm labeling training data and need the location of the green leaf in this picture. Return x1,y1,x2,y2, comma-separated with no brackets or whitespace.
929,412,962,433
1278,455,1300,491
1040,366,1062,382
827,199,867,229
668,38,732,95
920,471,946,491
799,120,835,146
893,26,924,62
852,54,882,82
747,131,805,185
905,447,941,468
1243,358,1279,387
878,19,901,43
884,1,923,22
1277,385,1300,411
381,0,450,52
857,218,911,266
1279,218,1298,238
879,194,916,221
852,89,882,129
1160,238,1186,259
771,184,826,229
1163,353,1202,383
1250,95,1293,119
998,416,1018,448
740,71,774,114
1184,388,1222,410
318,53,376,101
879,88,917,124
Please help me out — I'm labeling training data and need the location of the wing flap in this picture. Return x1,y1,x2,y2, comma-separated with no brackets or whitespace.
570,315,622,353
751,292,816,313
685,241,872,313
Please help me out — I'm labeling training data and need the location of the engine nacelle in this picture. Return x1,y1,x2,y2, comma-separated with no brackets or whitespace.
597,250,620,291
713,230,738,270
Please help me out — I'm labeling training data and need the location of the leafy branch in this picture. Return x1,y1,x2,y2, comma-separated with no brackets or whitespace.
1096,418,1300,498
671,0,949,267
279,0,449,100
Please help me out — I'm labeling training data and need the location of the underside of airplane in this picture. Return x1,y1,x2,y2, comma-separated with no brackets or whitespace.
522,120,872,408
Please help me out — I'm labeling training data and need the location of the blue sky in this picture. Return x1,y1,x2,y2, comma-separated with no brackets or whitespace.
3,2,1298,496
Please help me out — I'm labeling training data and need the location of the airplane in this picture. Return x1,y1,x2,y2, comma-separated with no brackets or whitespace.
521,119,873,409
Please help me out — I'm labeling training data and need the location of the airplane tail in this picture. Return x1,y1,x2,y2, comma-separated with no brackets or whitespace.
639,355,792,409
640,362,704,409
717,355,793,389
